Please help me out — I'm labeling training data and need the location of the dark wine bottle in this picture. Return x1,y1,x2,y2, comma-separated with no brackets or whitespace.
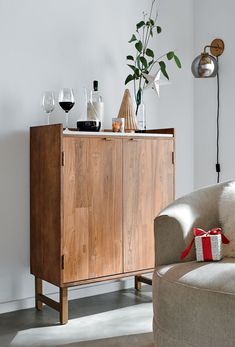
59,101,75,113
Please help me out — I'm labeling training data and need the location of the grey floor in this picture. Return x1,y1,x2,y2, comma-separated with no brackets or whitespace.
0,286,153,347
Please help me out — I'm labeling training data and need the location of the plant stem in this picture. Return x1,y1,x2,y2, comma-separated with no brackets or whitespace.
134,79,137,104
134,47,139,104
140,0,156,94
142,12,146,47
149,0,155,19
143,0,155,53
136,103,140,116
134,0,159,109
154,0,158,22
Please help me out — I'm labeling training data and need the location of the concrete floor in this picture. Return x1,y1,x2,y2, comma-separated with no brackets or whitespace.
0,286,153,347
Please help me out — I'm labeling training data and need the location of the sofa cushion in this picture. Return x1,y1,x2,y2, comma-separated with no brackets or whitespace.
153,258,235,347
219,181,235,257
157,258,235,294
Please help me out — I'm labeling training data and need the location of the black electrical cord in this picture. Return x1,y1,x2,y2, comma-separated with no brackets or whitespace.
216,57,221,183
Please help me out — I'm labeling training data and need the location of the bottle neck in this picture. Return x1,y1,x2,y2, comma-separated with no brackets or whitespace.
93,81,99,92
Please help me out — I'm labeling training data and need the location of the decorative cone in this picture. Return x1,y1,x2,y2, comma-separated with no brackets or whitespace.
118,89,138,132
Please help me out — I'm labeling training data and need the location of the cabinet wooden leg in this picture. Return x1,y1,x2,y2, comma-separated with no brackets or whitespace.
135,275,152,290
135,276,142,291
34,278,68,324
60,287,68,325
35,277,43,311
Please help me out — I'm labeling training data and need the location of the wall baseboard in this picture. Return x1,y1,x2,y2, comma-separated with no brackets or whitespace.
0,278,133,315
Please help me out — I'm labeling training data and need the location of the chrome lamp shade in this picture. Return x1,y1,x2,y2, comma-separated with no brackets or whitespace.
191,53,218,78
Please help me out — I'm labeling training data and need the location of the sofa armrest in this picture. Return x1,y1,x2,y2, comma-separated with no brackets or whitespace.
154,181,231,266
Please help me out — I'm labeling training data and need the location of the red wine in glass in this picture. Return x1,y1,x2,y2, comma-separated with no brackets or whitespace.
59,101,75,113
58,88,75,130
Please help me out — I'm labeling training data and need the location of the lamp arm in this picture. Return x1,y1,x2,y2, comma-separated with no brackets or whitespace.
203,45,219,54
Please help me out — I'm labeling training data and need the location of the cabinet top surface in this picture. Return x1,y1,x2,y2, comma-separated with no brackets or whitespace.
63,130,173,138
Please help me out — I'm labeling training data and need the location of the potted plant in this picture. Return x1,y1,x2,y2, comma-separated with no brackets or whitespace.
125,0,182,128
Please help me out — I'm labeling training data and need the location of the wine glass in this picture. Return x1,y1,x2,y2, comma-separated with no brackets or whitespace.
41,91,55,125
58,88,75,131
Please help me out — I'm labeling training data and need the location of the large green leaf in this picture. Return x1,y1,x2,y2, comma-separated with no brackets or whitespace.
127,65,140,78
146,48,154,58
127,64,139,74
174,54,182,68
125,74,135,85
136,21,145,30
128,34,137,43
159,61,169,80
167,51,174,60
135,41,143,53
139,56,148,69
126,55,134,61
136,56,141,70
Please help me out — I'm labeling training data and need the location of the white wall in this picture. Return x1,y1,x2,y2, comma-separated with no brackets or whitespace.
0,0,194,313
194,0,235,188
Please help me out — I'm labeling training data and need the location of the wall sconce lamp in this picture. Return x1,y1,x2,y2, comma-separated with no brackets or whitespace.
191,38,225,183
191,39,224,78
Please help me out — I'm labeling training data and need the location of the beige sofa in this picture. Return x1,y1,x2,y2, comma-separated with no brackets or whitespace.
153,181,235,347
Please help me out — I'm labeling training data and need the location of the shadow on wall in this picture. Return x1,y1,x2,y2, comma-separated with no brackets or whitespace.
0,129,31,302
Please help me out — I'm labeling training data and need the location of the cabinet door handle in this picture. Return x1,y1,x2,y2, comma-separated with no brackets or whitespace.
129,138,138,141
103,138,112,141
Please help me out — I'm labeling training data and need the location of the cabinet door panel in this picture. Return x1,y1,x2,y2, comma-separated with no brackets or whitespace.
123,138,174,272
63,137,123,283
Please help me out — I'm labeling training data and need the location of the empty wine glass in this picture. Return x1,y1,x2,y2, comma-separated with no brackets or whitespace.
58,88,75,131
41,91,55,125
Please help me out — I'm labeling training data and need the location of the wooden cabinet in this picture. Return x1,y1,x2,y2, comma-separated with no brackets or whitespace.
30,124,175,324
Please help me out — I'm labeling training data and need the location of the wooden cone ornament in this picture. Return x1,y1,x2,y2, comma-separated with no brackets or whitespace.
118,89,138,132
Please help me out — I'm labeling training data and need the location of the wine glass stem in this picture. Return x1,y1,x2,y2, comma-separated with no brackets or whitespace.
47,114,50,125
65,112,69,130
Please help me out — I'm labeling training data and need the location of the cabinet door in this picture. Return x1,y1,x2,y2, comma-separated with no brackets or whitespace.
63,137,123,283
123,138,174,272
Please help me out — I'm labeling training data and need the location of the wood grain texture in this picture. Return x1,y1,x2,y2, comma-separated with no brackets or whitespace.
134,276,142,291
61,268,154,287
37,294,60,312
123,138,174,272
30,124,63,286
60,287,68,324
62,137,89,282
35,277,43,310
62,136,123,283
30,125,175,325
135,275,152,286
